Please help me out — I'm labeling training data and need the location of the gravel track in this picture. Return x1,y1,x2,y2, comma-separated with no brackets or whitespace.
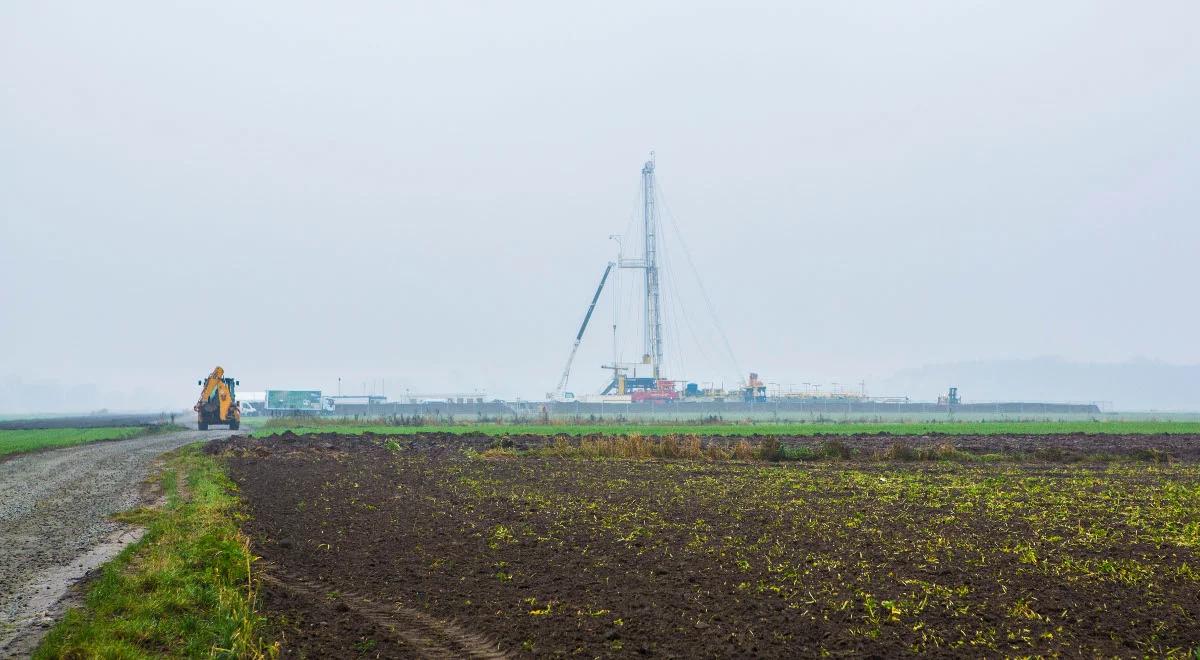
0,429,236,656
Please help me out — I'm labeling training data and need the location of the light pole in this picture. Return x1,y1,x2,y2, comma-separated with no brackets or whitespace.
609,234,623,260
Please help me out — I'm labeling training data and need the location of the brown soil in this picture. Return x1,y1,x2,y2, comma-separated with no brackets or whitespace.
213,433,1200,658
770,431,1200,461
239,430,1200,462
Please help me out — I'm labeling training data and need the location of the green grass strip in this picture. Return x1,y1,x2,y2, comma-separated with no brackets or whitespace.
0,426,181,458
35,445,275,659
252,419,1200,437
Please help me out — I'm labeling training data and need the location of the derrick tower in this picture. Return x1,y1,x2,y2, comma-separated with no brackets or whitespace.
620,152,664,379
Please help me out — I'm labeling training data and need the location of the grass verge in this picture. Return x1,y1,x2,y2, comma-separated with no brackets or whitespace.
0,424,185,458
35,445,276,659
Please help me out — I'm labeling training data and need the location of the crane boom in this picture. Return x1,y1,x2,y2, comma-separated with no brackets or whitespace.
551,262,614,399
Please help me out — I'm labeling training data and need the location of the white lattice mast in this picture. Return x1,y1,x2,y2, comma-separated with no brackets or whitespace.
642,152,664,379
617,152,666,382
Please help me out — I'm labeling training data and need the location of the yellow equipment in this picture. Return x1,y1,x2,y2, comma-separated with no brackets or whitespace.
195,366,240,430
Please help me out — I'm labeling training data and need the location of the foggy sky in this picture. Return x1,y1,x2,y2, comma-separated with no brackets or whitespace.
3,2,1199,412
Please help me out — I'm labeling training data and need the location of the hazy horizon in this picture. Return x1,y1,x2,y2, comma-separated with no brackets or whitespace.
5,356,1200,415
4,2,1199,414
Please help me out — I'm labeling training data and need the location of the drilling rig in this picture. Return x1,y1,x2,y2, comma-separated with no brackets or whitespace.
551,153,681,402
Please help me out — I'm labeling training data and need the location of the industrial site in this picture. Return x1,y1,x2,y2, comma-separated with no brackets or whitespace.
238,156,1102,425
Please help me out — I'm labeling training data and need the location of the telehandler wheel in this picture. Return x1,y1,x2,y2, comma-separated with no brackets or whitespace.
198,422,209,430
229,420,240,431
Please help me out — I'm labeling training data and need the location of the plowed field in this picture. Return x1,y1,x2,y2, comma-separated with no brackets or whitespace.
212,433,1200,657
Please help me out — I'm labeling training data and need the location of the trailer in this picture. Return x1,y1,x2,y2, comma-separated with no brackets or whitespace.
265,390,324,416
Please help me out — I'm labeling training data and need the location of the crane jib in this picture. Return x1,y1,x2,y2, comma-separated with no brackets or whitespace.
575,263,613,342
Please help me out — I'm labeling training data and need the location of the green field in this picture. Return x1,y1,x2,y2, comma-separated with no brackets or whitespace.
250,418,1200,437
0,427,155,457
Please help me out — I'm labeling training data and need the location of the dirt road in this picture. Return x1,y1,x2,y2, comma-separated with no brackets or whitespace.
0,429,237,657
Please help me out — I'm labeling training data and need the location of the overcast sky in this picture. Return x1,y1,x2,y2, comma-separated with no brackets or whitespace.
2,2,1199,412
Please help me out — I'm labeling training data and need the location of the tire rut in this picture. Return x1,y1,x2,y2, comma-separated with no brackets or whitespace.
260,569,509,659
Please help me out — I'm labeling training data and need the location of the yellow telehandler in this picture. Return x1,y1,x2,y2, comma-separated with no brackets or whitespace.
195,366,240,430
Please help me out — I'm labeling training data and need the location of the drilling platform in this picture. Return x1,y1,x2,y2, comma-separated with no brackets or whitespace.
549,153,683,403
537,154,1103,416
